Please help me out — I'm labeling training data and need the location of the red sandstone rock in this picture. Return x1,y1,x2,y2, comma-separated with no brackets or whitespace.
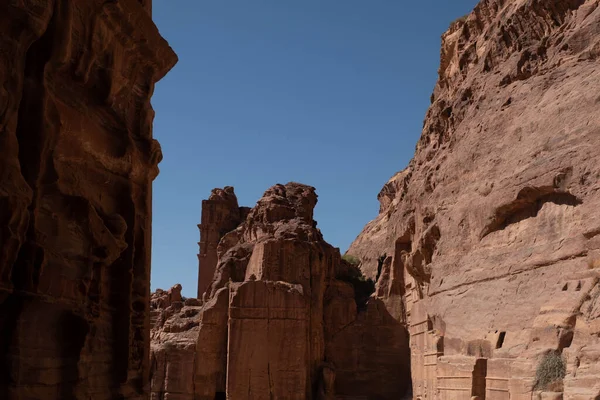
348,0,600,398
197,187,248,299
151,183,411,399
0,1,176,398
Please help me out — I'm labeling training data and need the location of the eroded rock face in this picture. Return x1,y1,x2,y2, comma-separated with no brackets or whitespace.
197,186,249,299
151,183,411,399
0,1,176,398
348,0,600,398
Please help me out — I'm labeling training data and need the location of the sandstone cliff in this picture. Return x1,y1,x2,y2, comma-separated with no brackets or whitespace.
0,1,176,398
348,0,600,398
150,183,411,400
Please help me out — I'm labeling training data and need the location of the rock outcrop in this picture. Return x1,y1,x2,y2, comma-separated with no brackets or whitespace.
197,187,249,299
348,0,600,398
151,183,411,399
0,1,176,399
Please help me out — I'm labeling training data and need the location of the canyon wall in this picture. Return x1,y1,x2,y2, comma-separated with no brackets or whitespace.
348,0,600,398
0,1,176,399
151,183,411,400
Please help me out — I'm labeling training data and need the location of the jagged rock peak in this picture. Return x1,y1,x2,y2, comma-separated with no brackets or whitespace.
151,284,183,310
152,181,411,399
249,182,318,224
208,185,239,203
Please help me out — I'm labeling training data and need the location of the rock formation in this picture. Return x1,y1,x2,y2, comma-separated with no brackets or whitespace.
197,187,250,299
151,183,411,399
0,1,176,399
348,0,600,398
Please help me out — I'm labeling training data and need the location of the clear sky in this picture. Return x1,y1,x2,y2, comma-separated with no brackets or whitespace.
150,0,479,297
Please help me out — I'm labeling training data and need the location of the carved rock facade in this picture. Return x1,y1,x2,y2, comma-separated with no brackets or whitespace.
0,1,176,398
151,183,411,399
348,0,600,398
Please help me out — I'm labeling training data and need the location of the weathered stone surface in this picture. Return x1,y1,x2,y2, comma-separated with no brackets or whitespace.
151,285,231,400
227,281,309,400
324,293,411,399
0,1,176,398
348,0,600,398
197,187,247,299
150,284,207,400
151,183,411,399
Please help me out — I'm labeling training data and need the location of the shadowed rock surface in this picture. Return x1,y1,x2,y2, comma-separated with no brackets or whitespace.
197,186,249,300
348,0,600,398
4,0,599,398
151,183,411,400
0,1,176,398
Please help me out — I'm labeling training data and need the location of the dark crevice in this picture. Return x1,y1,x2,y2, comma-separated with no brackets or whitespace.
336,262,375,312
110,189,135,392
472,358,488,398
58,311,89,399
376,254,386,283
559,330,574,350
402,325,412,398
11,0,57,293
0,295,24,398
496,331,506,349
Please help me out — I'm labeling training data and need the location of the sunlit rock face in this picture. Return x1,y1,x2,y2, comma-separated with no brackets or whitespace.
348,0,600,398
151,183,411,400
0,1,176,398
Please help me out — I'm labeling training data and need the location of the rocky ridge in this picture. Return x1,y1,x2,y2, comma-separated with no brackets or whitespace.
348,0,600,398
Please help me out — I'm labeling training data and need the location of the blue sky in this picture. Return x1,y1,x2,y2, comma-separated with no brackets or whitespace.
150,0,479,297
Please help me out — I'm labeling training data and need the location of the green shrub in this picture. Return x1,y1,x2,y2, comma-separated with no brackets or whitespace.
342,254,360,265
535,351,566,390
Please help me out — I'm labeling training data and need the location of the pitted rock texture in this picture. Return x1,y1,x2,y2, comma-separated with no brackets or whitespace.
348,0,600,398
197,186,249,299
151,183,411,400
0,1,176,399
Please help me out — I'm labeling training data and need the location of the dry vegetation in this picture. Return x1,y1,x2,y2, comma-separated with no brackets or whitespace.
535,351,566,391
